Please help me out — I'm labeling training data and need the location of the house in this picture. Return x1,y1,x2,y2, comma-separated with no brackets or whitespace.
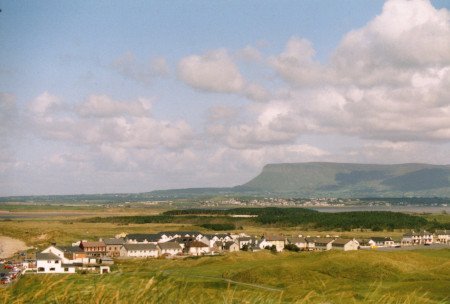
402,230,434,245
260,235,285,252
103,238,125,257
204,234,233,247
368,237,395,247
79,241,107,258
158,242,183,256
125,234,161,244
310,238,334,251
237,236,252,249
286,237,308,250
120,244,159,258
36,252,76,274
435,230,450,244
184,241,210,256
332,238,359,251
222,241,239,252
58,246,86,261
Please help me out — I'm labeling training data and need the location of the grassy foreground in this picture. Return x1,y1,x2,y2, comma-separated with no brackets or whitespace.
2,249,449,304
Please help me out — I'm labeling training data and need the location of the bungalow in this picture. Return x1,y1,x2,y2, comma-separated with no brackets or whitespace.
332,238,359,251
260,235,285,252
222,241,239,252
368,237,395,247
286,237,308,250
36,252,76,274
204,234,233,247
125,234,161,244
159,231,203,242
158,242,183,257
120,244,159,258
435,230,450,244
311,238,334,251
79,241,107,258
184,241,210,256
103,238,125,257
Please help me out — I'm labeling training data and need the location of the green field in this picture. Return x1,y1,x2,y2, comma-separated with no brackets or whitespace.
1,205,450,303
2,250,450,303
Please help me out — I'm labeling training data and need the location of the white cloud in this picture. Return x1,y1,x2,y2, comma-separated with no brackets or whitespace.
178,49,245,93
28,93,193,152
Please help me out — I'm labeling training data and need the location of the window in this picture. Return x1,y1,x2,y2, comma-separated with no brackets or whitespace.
50,268,55,271
55,260,59,264
38,267,45,272
64,268,69,272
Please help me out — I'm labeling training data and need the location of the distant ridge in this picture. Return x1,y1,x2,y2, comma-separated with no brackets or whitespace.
236,162,450,197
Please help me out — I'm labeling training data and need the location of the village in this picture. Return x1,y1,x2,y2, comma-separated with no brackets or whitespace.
1,229,449,286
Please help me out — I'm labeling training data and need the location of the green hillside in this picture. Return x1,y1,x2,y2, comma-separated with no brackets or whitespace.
237,162,450,197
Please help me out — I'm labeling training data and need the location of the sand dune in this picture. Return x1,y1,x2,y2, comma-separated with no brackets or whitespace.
0,236,29,259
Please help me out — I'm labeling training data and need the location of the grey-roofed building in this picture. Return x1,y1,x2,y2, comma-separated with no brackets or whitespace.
120,243,159,258
332,238,359,251
158,242,183,256
103,238,125,257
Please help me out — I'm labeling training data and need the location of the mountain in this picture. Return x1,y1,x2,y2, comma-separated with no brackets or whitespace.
236,162,450,197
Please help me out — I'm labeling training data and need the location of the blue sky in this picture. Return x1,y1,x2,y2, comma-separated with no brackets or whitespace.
1,0,450,195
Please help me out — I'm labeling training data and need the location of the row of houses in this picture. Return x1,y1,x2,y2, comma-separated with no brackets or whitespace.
401,230,450,245
33,229,450,273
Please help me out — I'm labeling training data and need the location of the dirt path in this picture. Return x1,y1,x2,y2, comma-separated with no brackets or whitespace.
0,236,29,259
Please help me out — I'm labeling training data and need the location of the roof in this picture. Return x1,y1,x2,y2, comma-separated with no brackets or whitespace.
238,237,251,241
160,231,201,237
265,235,285,242
81,241,106,247
158,242,182,250
287,237,307,244
186,240,209,248
125,234,160,242
311,238,335,245
58,246,84,253
435,230,450,235
123,243,158,251
36,252,61,260
204,234,229,239
370,237,393,242
332,238,354,246
103,238,125,245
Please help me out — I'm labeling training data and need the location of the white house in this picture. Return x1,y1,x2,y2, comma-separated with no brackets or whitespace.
222,241,239,252
368,237,395,247
120,244,159,258
259,235,285,252
332,238,359,251
184,241,210,256
158,242,183,256
310,238,334,251
36,252,76,274
286,237,308,250
435,230,450,243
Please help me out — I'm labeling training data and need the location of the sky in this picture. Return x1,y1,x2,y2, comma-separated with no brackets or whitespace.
1,0,450,196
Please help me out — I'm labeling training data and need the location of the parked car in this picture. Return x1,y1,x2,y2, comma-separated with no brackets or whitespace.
0,277,11,284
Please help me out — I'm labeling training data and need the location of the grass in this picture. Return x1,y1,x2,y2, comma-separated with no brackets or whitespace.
1,205,450,303
1,250,449,303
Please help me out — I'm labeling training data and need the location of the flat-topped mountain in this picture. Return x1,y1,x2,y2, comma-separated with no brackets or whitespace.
236,162,450,197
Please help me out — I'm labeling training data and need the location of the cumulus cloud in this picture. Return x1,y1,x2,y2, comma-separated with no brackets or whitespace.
178,49,245,93
112,52,169,85
234,0,450,146
28,93,194,153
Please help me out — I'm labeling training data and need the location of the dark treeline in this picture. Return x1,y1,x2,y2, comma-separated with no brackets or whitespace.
81,215,174,224
81,207,430,230
164,207,427,230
